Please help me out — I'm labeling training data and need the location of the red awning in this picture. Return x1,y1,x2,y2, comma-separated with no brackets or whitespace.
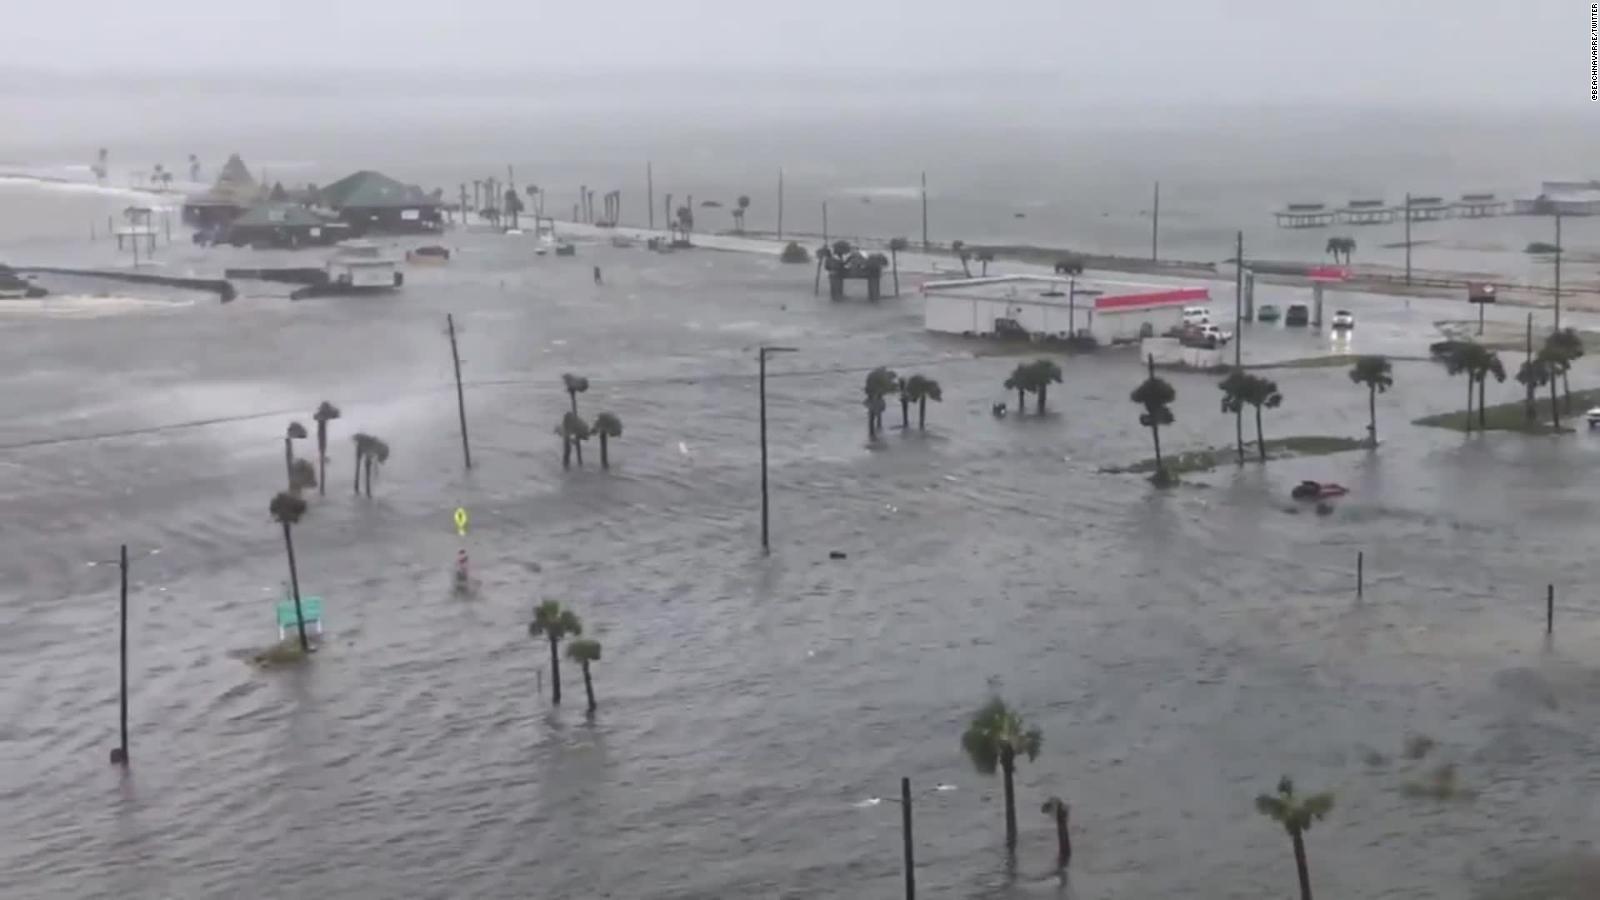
1093,287,1209,311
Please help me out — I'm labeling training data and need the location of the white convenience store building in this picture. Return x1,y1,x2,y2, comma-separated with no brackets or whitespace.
921,274,1211,343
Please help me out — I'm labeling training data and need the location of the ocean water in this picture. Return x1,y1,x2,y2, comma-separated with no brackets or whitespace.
6,92,1600,899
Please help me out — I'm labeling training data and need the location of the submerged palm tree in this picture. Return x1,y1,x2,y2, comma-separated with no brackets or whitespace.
1444,344,1477,432
312,401,340,496
557,412,591,468
566,638,602,712
1347,356,1393,447
269,491,311,652
1537,346,1565,428
1132,356,1177,482
1027,359,1063,415
1218,367,1251,464
1041,796,1071,870
888,237,908,296
961,697,1043,849
1241,373,1284,462
1004,364,1032,413
592,412,622,468
1463,344,1507,431
283,421,307,489
734,194,750,232
1544,328,1584,412
903,374,943,430
864,366,899,439
976,248,995,276
1324,236,1356,266
1515,353,1550,423
351,433,389,497
952,240,972,277
562,372,590,416
1255,777,1334,900
288,458,317,493
529,601,583,705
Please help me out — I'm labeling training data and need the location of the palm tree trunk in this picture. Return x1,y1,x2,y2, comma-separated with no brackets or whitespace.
599,433,609,469
1563,370,1572,412
281,521,308,652
1291,831,1313,900
1001,752,1018,849
353,449,362,494
867,409,876,440
1016,387,1025,412
891,250,900,297
568,390,578,416
1478,376,1488,430
1369,385,1378,447
574,437,584,467
1055,803,1070,869
316,425,327,496
1151,424,1164,472
1036,384,1047,416
364,457,373,497
1551,378,1561,429
283,437,293,488
582,661,596,712
562,435,571,468
1256,405,1267,462
1235,407,1245,464
900,395,909,429
548,637,562,704
918,397,927,430
814,257,823,296
1465,376,1474,433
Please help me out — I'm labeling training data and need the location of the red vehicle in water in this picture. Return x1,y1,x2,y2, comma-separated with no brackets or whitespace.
1291,480,1349,500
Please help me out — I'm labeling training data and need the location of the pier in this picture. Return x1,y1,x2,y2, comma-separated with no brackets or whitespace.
1274,203,1336,229
1275,192,1507,228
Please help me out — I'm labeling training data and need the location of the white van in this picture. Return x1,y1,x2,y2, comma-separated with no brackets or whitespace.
1182,306,1212,326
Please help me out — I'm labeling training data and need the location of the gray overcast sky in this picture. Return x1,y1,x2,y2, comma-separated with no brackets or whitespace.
6,0,1588,106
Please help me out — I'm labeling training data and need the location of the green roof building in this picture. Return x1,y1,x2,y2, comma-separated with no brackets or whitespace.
319,170,443,234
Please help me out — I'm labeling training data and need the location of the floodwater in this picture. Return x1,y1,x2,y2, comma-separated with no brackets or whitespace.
6,208,1600,899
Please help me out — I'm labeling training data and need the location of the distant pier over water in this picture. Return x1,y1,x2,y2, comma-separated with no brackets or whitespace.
1274,193,1506,228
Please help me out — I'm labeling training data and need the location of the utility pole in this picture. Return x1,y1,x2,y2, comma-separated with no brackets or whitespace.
1404,192,1413,285
115,543,128,765
1151,181,1160,262
921,171,929,250
901,777,916,900
777,168,785,241
1554,212,1563,331
822,202,829,247
759,345,798,553
647,162,654,231
507,164,517,230
447,314,472,470
1234,230,1244,367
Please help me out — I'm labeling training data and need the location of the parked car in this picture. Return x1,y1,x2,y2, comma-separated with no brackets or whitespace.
1331,309,1355,329
1179,323,1233,348
1182,306,1212,326
1257,304,1281,323
1201,323,1233,345
1285,304,1310,327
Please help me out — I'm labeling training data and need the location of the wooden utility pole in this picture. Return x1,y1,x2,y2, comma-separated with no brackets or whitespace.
1151,181,1160,262
1234,230,1244,367
447,314,472,470
1554,212,1563,331
647,162,655,230
115,544,129,765
920,171,929,250
777,168,784,241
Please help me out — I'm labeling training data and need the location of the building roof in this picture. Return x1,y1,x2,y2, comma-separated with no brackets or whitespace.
319,170,433,209
230,203,340,229
188,153,261,208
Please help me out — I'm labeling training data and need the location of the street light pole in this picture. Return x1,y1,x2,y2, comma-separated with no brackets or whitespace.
1554,212,1563,331
759,345,798,553
91,544,150,766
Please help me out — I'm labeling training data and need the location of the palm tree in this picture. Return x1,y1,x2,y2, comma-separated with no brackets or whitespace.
961,697,1043,849
1544,328,1585,412
566,638,602,712
529,601,582,705
864,367,899,439
351,433,372,495
1132,356,1177,481
1537,346,1565,428
1255,777,1334,900
187,153,200,182
888,237,908,296
557,412,590,468
904,374,943,430
1241,374,1284,462
1347,356,1393,447
1041,797,1071,870
951,240,972,277
676,205,694,240
592,412,622,468
361,437,389,497
562,373,589,416
896,376,912,429
312,401,340,496
1218,367,1250,464
1004,363,1033,413
976,248,995,276
288,459,317,493
283,421,307,489
1444,344,1476,432
1027,359,1063,415
734,194,750,232
269,491,311,652
1515,354,1550,423
1463,344,1507,431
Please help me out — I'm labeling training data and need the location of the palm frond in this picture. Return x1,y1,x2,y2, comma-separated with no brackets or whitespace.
269,490,307,524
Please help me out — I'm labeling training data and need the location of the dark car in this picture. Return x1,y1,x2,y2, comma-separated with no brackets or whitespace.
1285,303,1310,327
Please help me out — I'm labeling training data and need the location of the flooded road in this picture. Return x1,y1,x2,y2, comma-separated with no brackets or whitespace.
4,230,1600,899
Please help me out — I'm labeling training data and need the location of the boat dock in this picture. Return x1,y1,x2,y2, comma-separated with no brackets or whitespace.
1274,193,1507,228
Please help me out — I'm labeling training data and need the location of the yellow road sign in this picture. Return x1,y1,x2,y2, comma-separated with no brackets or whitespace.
454,507,469,536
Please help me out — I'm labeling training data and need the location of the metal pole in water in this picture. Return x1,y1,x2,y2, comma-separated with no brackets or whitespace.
1234,230,1244,366
1151,180,1160,262
447,314,472,470
920,171,929,250
901,776,915,900
777,168,784,241
115,543,129,766
760,349,769,553
1547,584,1554,635
1357,551,1364,599
1404,193,1413,285
1554,212,1563,331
